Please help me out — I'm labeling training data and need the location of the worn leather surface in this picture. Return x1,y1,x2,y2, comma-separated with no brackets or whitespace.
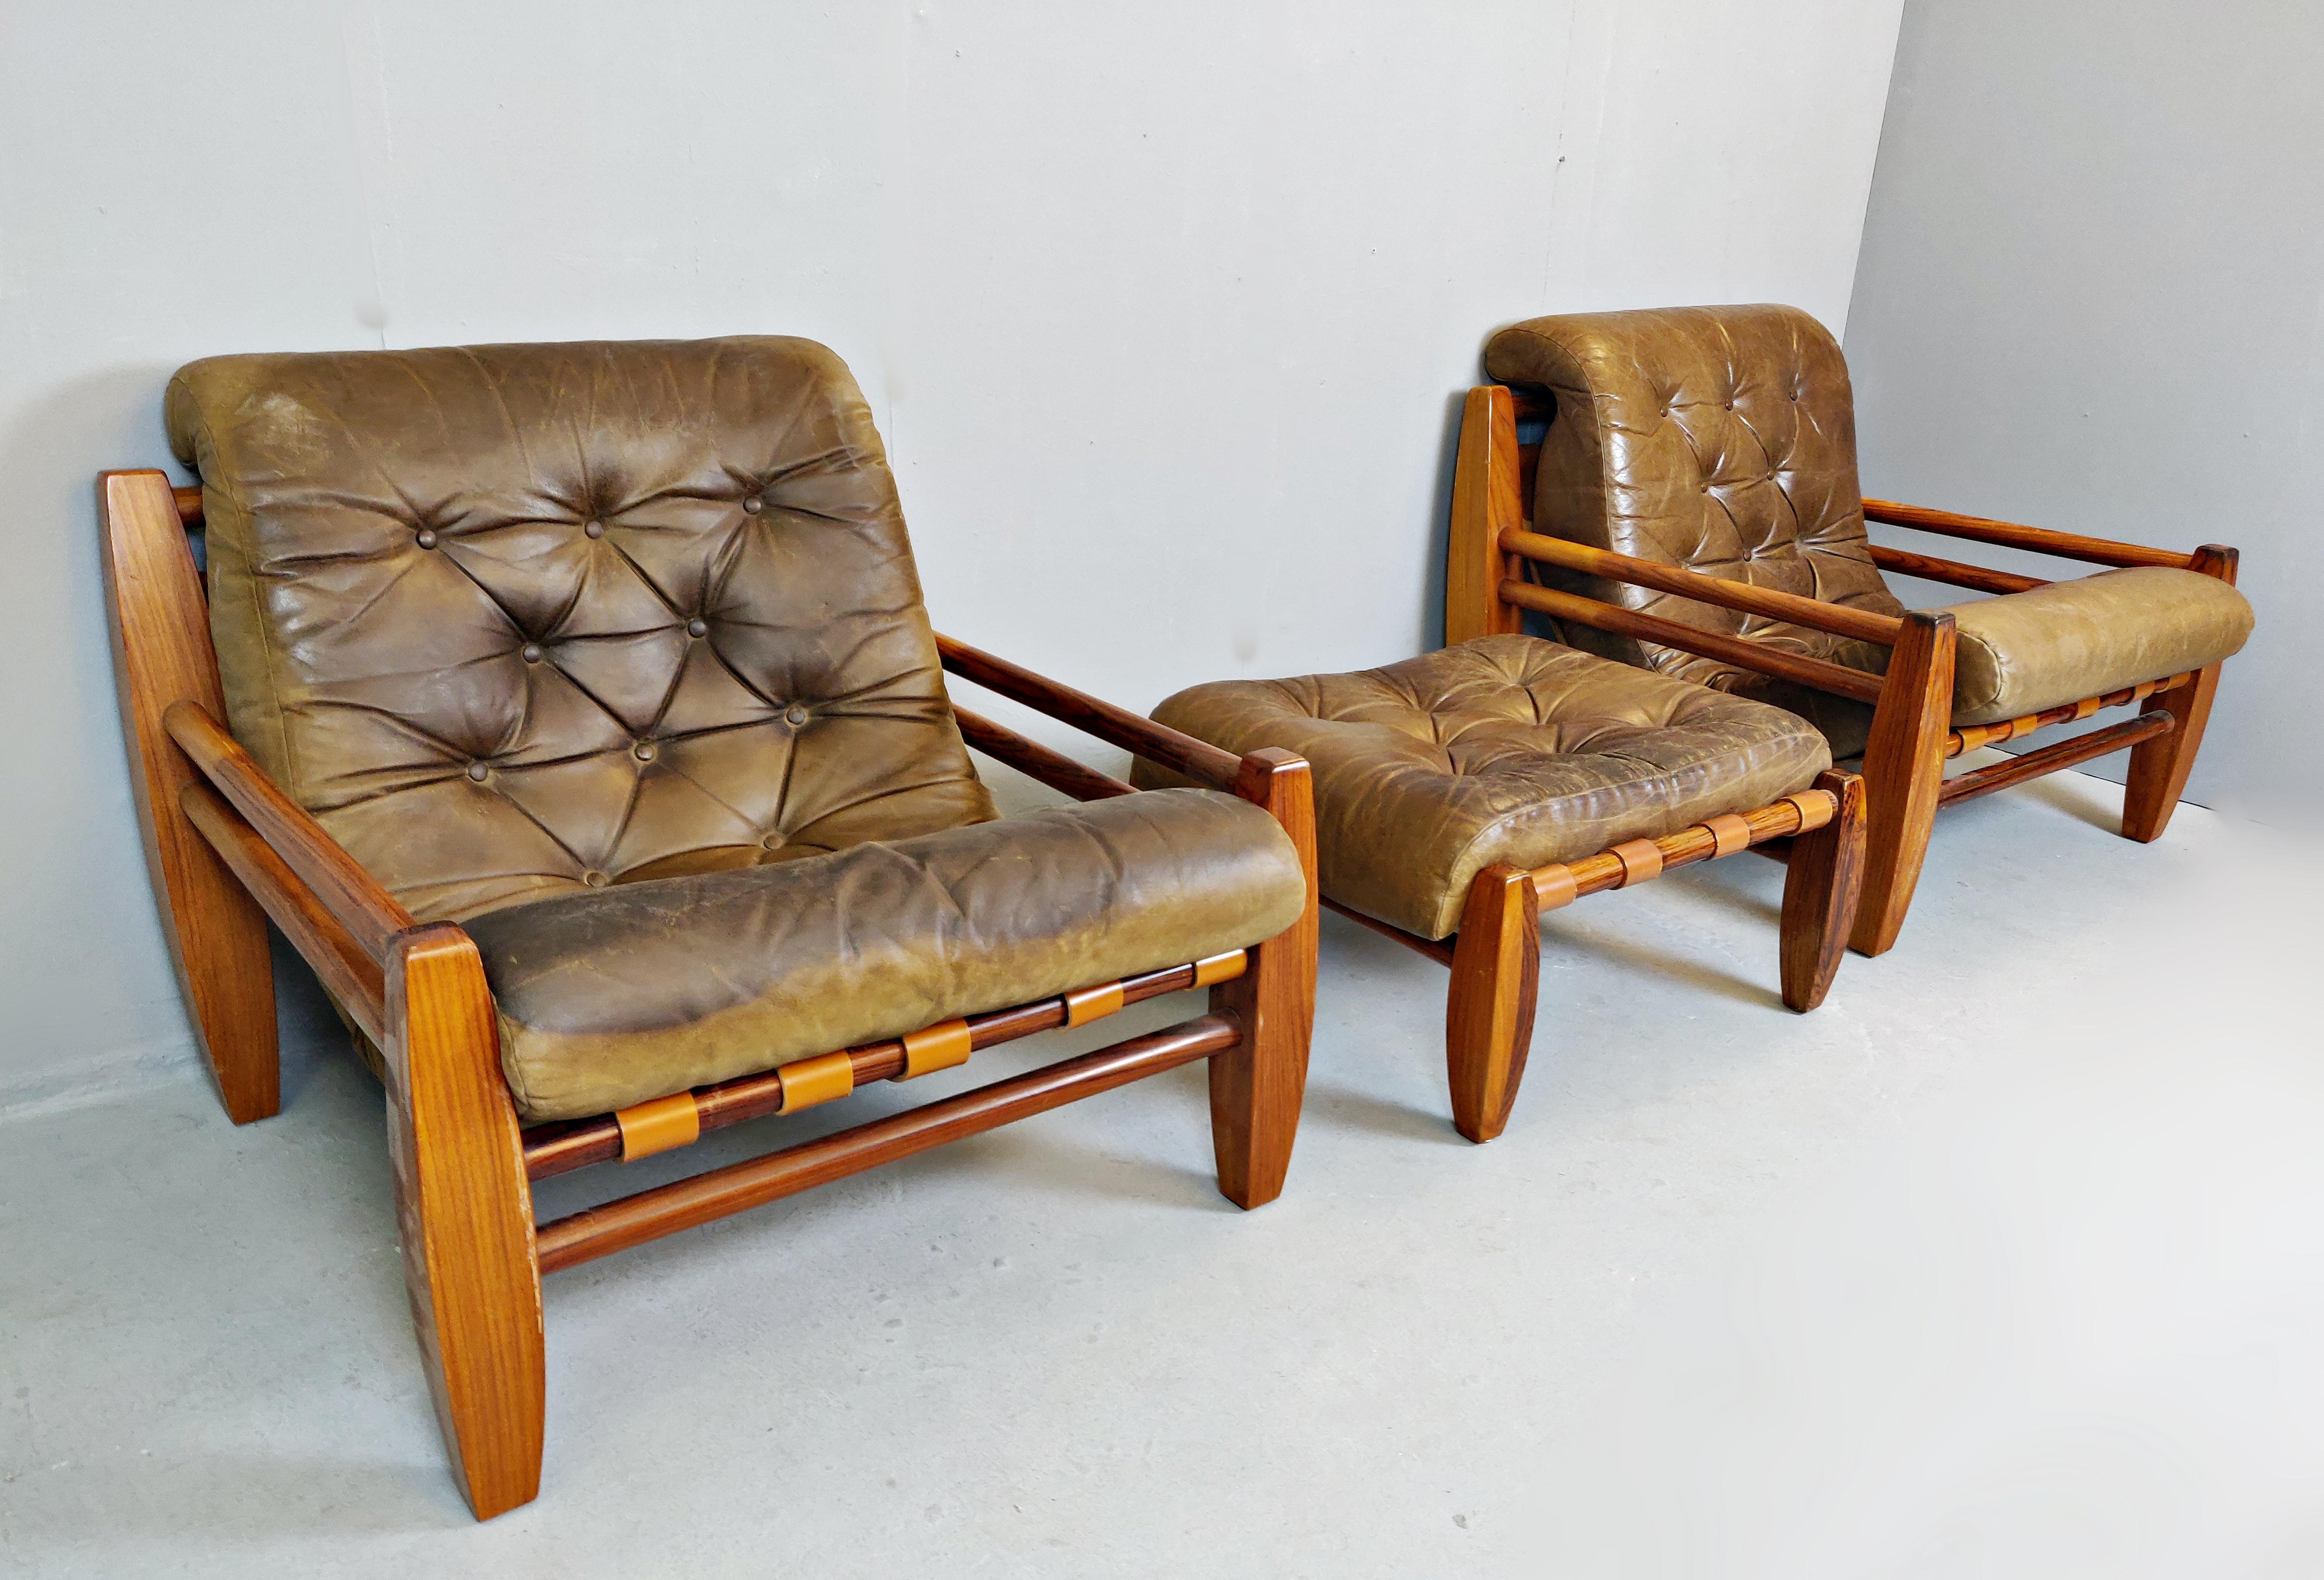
167,337,996,924
1137,636,1829,940
465,788,1307,1121
1945,567,2254,724
1484,305,1903,755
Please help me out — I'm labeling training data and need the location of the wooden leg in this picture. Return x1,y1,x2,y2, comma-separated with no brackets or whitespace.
1851,610,1957,957
386,926,545,1521
1210,748,1318,1209
101,471,279,1122
1444,864,1541,1144
1780,769,1866,1011
2121,543,2237,843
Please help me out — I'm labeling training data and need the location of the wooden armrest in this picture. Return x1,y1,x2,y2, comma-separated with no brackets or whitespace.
1500,528,1904,646
1862,499,2198,570
162,699,415,962
935,633,1244,791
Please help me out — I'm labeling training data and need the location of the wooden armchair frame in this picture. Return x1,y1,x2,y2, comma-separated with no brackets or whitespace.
101,468,1318,1520
1449,385,2238,957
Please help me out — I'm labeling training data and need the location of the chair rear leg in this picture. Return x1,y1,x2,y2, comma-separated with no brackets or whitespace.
385,926,545,1521
1210,749,1318,1209
2122,545,2236,844
1445,865,1542,1144
1780,770,1867,1011
1852,611,1957,957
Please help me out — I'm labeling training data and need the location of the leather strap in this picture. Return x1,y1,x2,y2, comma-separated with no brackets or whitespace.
1533,866,1578,911
898,1018,971,1079
1780,789,1836,833
615,1091,700,1162
777,1050,857,1111
1192,950,1247,987
1065,981,1126,1028
1609,838,1663,886
1703,813,1754,858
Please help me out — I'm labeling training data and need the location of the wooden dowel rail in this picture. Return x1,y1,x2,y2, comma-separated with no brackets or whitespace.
1321,897,1457,966
163,700,414,962
533,1014,1244,1273
936,633,1244,793
1532,789,1835,903
1938,712,2175,807
1867,544,2047,596
952,705,1137,802
1500,529,1905,646
522,952,1247,1179
173,484,203,525
1944,671,2195,757
1864,499,2195,571
1499,580,1887,704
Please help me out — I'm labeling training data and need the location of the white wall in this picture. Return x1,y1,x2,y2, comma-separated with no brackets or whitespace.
0,0,1903,1108
1844,0,2322,824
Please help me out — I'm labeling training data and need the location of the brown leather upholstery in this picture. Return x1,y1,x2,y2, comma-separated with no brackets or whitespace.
1484,305,1900,753
168,337,1308,1123
1483,304,2256,749
1137,636,1830,940
167,337,996,924
1946,568,2254,724
468,789,1307,1121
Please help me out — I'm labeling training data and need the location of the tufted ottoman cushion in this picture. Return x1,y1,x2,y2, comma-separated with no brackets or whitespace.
1136,635,1831,941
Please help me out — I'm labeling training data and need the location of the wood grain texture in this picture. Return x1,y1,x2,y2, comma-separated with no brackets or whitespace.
1863,499,2196,570
1867,543,2047,596
1500,579,1887,704
1444,864,1541,1144
385,926,544,1522
952,704,1137,801
1852,610,1958,957
1941,711,2175,808
1502,528,1905,646
1779,769,1865,1012
99,470,278,1123
2122,544,2238,841
1527,789,1834,899
935,633,1243,791
165,699,414,962
1446,386,1525,646
534,1016,1241,1273
1209,748,1318,1209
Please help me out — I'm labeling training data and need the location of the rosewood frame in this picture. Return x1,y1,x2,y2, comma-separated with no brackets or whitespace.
1449,384,2240,957
101,469,1319,1520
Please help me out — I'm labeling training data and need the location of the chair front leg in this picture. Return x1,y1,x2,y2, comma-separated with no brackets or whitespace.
1444,864,1542,1144
1209,748,1318,1209
385,925,545,1521
1780,770,1867,1011
2122,544,2237,842
1852,610,1958,957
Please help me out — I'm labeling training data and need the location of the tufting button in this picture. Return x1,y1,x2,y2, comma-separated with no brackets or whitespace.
742,496,763,515
465,761,489,782
785,704,810,726
584,519,605,539
632,741,657,762
761,833,783,850
521,643,544,664
415,529,438,549
583,870,610,888
687,617,708,638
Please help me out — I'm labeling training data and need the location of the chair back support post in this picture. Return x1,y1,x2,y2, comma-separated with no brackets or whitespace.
1851,611,1958,957
1445,386,1526,646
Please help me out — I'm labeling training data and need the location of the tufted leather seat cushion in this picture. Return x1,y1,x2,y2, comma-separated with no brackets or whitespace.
167,337,996,924
467,787,1308,1122
1943,568,2254,724
1134,636,1829,940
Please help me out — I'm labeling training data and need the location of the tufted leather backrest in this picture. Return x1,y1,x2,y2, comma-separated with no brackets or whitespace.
1482,305,1902,747
167,337,995,924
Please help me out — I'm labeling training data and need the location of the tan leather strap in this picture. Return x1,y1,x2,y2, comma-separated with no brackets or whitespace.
1192,950,1247,987
1609,839,1663,886
1533,865,1578,912
898,1019,971,1079
777,1050,857,1111
2005,713,2042,742
1704,813,1754,858
1781,789,1836,833
615,1091,700,1162
1064,981,1125,1028
2072,696,2103,721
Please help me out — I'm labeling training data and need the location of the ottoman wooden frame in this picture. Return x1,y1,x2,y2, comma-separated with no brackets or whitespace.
101,468,1318,1520
1449,384,2239,958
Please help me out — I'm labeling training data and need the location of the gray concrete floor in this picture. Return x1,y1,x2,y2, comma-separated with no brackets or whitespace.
4,763,2319,1576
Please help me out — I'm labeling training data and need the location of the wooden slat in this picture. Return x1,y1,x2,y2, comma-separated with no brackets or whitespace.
1863,499,2195,570
1502,529,1905,646
1321,897,1457,966
1867,543,2047,596
534,1015,1242,1273
163,699,414,962
935,633,1243,792
952,704,1136,801
1939,711,2175,807
1499,580,1887,704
